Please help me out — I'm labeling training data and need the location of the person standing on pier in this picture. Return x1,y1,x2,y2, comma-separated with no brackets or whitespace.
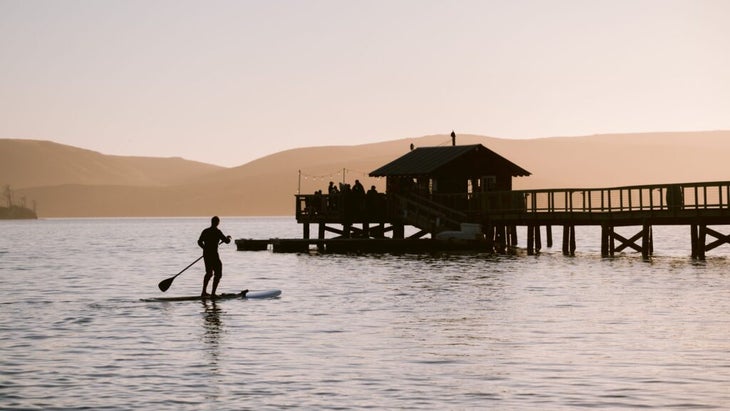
198,216,232,298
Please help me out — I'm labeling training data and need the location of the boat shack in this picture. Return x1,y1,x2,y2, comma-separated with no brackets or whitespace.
293,142,531,243
368,143,531,237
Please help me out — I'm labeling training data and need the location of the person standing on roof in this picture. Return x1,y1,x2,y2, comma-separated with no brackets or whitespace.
198,216,232,298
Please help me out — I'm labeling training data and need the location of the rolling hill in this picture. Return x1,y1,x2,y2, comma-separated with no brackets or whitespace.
0,139,223,188
3,131,730,217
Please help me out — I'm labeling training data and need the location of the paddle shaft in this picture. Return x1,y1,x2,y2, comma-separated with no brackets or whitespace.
158,240,226,292
173,255,204,278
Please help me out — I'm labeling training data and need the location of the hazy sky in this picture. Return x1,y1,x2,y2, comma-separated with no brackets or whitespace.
2,0,729,167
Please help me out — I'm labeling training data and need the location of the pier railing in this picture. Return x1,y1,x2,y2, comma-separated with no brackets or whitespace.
295,192,388,221
516,181,730,214
419,182,729,213
297,181,730,224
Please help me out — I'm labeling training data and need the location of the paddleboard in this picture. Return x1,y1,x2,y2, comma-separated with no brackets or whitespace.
142,289,281,302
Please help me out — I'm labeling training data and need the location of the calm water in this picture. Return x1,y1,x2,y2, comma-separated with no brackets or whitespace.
1,217,729,410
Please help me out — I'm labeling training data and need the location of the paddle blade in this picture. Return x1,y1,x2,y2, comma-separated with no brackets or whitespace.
158,276,175,292
158,254,204,292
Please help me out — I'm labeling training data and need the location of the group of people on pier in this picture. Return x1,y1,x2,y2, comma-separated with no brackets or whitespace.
304,180,386,218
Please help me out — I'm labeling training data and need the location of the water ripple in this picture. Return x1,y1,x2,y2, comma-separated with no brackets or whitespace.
1,219,729,409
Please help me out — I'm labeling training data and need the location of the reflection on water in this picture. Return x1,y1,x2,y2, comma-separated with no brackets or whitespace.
201,299,223,403
201,299,222,362
0,218,729,409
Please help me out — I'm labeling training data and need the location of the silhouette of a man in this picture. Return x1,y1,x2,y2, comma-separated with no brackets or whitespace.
198,216,232,297
352,179,365,195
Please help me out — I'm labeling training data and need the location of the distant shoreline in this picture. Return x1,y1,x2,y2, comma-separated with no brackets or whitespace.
0,206,38,220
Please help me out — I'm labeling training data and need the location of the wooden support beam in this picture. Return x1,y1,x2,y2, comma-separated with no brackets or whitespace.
601,224,611,257
698,224,707,260
570,226,576,255
343,223,352,238
407,230,429,239
703,227,730,252
393,224,405,239
546,225,553,248
495,225,506,254
329,222,409,240
349,225,364,237
641,224,653,259
613,231,643,253
323,225,344,237
526,225,542,255
484,224,494,253
690,223,707,260
649,227,654,255
562,225,575,256
691,224,699,259
317,223,325,252
509,226,518,247
376,223,386,238
606,225,616,257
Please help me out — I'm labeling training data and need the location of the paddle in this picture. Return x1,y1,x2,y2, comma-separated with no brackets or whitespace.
158,240,226,292
158,255,204,292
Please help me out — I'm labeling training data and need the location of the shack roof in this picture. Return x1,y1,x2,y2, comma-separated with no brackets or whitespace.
369,144,531,178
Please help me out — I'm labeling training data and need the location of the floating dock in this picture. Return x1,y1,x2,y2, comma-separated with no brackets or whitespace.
236,238,488,254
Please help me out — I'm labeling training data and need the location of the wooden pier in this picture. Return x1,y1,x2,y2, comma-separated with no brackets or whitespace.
239,143,730,259
283,181,730,259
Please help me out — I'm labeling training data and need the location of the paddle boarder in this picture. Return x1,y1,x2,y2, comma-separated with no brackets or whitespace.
198,216,232,298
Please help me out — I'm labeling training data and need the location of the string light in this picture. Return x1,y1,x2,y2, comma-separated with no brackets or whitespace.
299,168,384,182
298,168,385,194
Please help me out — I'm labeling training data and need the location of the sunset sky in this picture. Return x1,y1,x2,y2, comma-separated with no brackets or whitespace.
2,0,728,167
